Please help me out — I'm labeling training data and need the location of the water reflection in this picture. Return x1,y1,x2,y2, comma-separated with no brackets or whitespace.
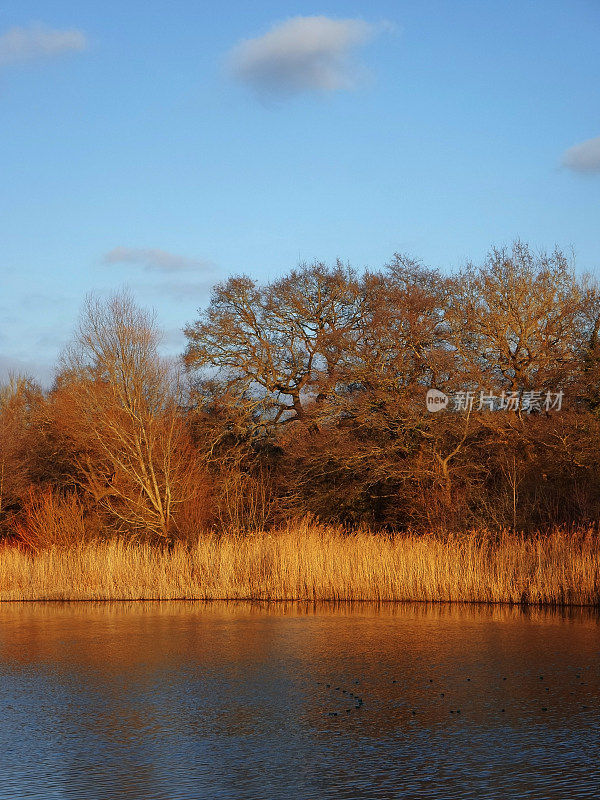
0,602,598,799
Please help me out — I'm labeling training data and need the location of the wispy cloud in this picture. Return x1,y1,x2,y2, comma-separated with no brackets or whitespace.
0,23,87,66
103,247,210,273
562,136,600,174
228,16,386,98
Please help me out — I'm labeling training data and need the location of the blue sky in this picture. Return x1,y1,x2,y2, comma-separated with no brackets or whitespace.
1,0,599,383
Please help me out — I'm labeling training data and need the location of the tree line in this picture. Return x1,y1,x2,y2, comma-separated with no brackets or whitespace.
2,241,600,545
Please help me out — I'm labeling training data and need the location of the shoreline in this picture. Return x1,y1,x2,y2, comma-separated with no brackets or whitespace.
1,598,599,607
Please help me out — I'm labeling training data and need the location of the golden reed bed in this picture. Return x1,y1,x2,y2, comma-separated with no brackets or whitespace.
0,523,599,604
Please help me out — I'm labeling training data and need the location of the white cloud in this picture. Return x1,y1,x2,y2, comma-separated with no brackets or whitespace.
562,136,600,174
228,16,384,97
103,247,210,273
0,23,87,66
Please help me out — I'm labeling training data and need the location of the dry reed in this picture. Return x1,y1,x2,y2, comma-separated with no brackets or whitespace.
1,522,599,604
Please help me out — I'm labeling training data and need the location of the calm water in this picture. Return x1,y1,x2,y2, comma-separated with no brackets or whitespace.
0,602,598,800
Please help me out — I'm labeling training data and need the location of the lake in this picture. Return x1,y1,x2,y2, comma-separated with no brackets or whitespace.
0,602,598,799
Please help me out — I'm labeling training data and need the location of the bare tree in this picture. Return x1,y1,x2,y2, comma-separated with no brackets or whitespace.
184,262,363,433
0,375,42,526
58,292,199,539
447,241,590,393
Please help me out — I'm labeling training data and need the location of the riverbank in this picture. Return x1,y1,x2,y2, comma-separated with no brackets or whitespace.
1,523,599,604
